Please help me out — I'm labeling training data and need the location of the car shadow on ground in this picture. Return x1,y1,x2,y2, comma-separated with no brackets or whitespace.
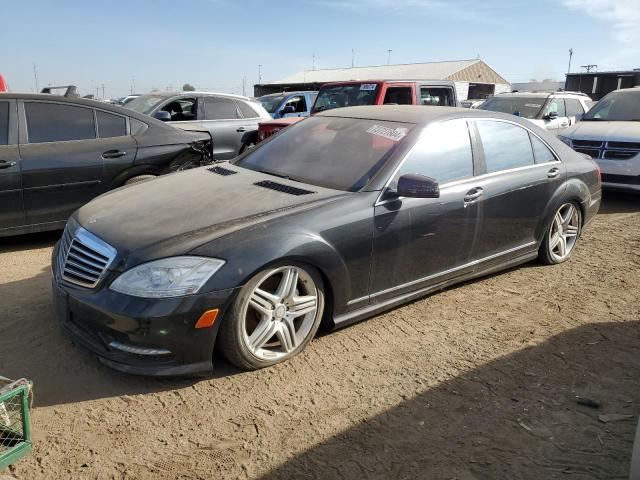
0,229,62,254
261,321,640,480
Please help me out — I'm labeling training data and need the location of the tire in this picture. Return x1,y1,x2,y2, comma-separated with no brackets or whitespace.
538,201,582,265
218,263,325,370
124,174,157,185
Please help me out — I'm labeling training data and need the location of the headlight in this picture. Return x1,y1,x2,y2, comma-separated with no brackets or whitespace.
110,256,225,298
557,135,572,147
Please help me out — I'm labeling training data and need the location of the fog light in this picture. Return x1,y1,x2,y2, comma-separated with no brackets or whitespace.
108,341,171,356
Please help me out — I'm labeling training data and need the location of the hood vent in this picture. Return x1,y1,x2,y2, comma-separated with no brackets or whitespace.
208,165,238,176
254,180,315,196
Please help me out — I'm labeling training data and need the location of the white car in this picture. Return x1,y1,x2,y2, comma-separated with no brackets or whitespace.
479,92,593,133
558,88,640,193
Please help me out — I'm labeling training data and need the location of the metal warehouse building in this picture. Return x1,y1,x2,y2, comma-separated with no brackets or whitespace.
254,59,511,100
565,69,640,100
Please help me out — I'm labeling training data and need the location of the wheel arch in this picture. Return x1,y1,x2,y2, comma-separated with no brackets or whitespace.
109,164,163,189
535,178,589,245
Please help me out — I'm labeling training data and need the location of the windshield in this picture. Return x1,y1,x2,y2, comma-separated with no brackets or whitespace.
260,95,285,113
582,90,640,121
480,96,545,119
312,83,379,113
234,116,413,191
124,95,167,114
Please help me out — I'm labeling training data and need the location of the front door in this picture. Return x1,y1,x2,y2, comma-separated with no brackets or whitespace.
0,100,24,230
541,98,569,132
19,101,107,225
371,119,479,301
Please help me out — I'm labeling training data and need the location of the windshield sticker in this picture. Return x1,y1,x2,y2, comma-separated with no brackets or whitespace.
360,83,377,91
366,125,409,142
525,103,542,108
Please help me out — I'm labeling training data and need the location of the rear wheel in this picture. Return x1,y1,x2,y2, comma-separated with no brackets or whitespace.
539,202,582,265
218,263,324,370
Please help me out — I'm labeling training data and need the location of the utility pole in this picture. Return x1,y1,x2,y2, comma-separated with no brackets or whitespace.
258,64,262,84
312,53,316,70
581,64,597,73
567,48,573,73
242,76,246,96
351,49,354,68
387,49,392,65
33,64,39,92
132,76,136,95
101,84,105,99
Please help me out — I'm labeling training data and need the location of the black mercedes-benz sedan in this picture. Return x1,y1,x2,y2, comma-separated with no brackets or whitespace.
0,93,211,237
51,106,601,375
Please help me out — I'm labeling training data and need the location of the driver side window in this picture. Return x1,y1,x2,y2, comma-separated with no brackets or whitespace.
395,119,473,185
160,98,197,122
285,96,307,113
545,98,566,117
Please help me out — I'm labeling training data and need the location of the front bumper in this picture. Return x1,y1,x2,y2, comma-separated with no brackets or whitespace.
52,247,237,376
597,157,640,193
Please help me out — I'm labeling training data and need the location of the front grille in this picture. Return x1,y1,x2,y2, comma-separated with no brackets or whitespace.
571,139,640,160
59,227,116,288
253,180,315,196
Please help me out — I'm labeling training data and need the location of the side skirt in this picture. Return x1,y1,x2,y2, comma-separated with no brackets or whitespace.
332,250,539,330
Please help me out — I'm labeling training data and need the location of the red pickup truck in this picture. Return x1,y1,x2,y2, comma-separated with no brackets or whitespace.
248,79,458,148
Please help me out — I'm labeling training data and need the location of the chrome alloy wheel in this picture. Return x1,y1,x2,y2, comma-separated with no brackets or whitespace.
548,203,580,262
241,266,319,361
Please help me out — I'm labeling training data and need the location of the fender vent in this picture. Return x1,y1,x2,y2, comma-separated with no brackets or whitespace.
254,180,315,196
208,166,238,176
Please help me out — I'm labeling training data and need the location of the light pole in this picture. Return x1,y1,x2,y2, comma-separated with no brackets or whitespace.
258,65,262,84
567,48,573,73
387,49,392,65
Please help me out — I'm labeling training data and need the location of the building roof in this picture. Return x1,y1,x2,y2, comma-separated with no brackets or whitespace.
269,59,509,86
566,69,640,77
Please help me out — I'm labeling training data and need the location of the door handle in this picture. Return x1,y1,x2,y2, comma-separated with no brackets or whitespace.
547,167,560,178
0,160,17,169
102,150,127,159
236,127,247,132
559,122,569,127
464,187,483,203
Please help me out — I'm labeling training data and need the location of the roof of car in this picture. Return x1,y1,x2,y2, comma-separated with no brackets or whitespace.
316,105,546,128
498,91,589,98
140,91,251,100
260,91,317,97
0,92,141,109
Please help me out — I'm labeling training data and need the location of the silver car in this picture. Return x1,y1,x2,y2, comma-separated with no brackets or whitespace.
558,88,640,193
125,92,271,159
479,92,593,133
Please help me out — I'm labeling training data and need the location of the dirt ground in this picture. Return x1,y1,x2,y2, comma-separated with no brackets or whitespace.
1,192,639,480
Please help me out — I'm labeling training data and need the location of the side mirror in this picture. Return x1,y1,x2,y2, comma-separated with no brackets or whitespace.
544,111,558,120
396,173,440,198
280,105,296,116
154,110,172,122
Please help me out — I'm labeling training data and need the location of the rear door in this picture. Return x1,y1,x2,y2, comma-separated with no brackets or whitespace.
468,119,564,264
0,99,24,230
19,101,108,225
202,96,248,159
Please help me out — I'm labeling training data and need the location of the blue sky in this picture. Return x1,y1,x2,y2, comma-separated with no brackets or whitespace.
2,0,639,98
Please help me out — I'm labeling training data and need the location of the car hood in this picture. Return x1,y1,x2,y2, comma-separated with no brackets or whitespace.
562,121,640,141
75,164,348,267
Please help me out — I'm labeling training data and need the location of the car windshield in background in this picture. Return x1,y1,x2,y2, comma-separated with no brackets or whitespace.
480,96,544,119
582,91,640,121
260,95,285,113
313,84,379,112
234,116,413,191
124,95,167,115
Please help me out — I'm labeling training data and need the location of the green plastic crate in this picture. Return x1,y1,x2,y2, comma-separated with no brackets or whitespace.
0,378,32,470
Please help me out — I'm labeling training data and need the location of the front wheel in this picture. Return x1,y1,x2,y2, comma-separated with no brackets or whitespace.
539,202,582,265
218,263,325,370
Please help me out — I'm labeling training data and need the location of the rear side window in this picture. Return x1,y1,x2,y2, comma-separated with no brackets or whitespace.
420,87,453,106
204,97,239,120
237,101,259,118
476,120,534,173
530,134,556,164
397,119,473,184
97,110,127,138
565,99,585,117
25,102,95,143
130,118,148,136
383,87,412,105
0,102,8,145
